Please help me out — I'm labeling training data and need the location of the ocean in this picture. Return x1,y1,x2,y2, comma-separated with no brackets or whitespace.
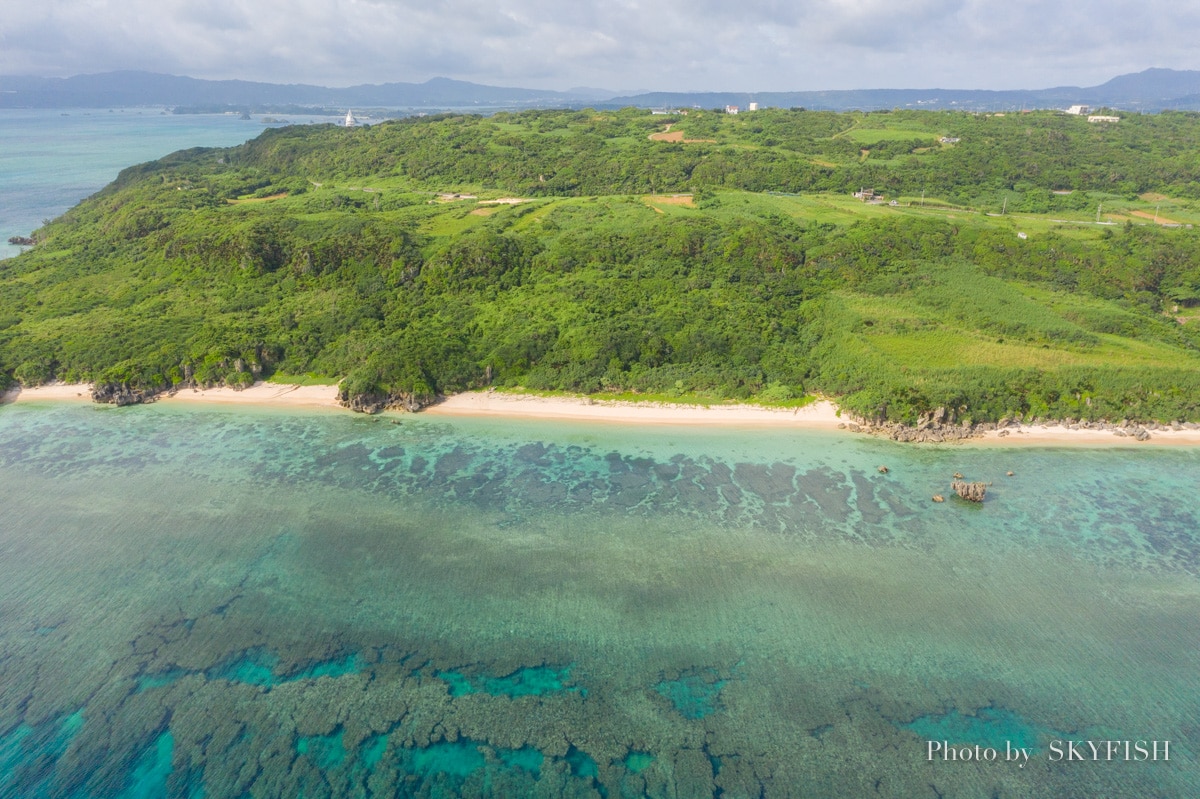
0,107,339,261
0,402,1197,798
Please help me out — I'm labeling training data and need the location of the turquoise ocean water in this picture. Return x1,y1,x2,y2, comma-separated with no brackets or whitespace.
1,106,1198,796
0,402,1197,797
0,108,339,261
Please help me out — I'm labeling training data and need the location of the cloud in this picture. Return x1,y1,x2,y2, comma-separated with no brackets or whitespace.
1,0,1198,92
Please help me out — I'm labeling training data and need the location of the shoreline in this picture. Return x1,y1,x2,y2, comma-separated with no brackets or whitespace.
5,383,1200,446
425,392,1200,445
423,391,845,428
968,423,1200,447
2,382,342,409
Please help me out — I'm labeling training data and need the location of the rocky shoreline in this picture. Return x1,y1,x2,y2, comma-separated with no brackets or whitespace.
838,406,1199,443
337,389,433,414
90,382,170,406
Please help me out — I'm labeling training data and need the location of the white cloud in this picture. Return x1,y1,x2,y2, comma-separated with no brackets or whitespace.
1,0,1197,91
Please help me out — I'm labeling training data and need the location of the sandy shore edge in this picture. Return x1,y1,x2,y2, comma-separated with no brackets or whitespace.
5,384,1200,445
427,393,1200,445
2,382,341,409
424,391,845,428
970,423,1200,447
2,383,94,403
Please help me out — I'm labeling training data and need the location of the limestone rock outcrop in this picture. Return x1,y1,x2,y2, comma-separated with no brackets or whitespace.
951,480,987,502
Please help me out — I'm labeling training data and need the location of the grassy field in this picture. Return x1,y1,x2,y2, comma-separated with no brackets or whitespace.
843,128,940,144
266,372,340,386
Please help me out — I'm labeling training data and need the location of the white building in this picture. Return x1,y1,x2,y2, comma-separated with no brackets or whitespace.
1087,115,1120,123
344,110,358,127
1065,105,1090,115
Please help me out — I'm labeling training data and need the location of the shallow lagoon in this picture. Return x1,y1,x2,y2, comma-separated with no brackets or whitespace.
0,403,1197,797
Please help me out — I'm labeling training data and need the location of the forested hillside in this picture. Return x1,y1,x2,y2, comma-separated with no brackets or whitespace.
3,107,1200,423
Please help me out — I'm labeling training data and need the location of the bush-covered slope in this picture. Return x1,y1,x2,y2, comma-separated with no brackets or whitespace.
3,108,1200,422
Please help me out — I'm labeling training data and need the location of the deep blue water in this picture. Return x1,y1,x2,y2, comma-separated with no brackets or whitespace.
0,402,1197,797
0,108,341,260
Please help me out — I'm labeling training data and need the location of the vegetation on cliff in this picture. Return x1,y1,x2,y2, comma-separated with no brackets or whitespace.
3,107,1200,422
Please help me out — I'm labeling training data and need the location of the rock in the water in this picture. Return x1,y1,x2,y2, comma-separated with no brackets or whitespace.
951,480,987,502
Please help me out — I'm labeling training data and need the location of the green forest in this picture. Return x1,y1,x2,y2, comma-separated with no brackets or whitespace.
3,106,1200,423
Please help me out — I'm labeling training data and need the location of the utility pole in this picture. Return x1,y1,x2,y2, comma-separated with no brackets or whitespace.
1096,203,1102,223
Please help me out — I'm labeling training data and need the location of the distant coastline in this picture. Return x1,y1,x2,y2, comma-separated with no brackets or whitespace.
7,383,1200,446
6,68,1200,112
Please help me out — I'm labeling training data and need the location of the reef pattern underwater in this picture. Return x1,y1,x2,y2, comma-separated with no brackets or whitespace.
0,403,1197,798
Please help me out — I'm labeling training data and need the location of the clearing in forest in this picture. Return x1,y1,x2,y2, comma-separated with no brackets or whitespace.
1130,209,1183,225
649,125,715,144
227,193,288,204
644,194,695,212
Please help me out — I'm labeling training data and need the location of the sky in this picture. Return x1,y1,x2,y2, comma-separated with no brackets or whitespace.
3,0,1199,92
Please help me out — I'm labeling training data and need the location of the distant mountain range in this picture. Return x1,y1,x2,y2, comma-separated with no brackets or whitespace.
3,68,1200,112
0,71,613,111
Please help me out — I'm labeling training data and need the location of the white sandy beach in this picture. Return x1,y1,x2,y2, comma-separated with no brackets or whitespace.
5,383,1200,445
1,383,93,403
160,383,341,408
424,391,845,427
427,392,1200,444
2,382,341,409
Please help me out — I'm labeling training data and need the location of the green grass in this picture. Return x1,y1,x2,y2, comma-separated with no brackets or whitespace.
267,372,340,386
861,328,1191,370
485,386,818,409
835,269,1200,373
843,128,939,145
420,207,491,237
